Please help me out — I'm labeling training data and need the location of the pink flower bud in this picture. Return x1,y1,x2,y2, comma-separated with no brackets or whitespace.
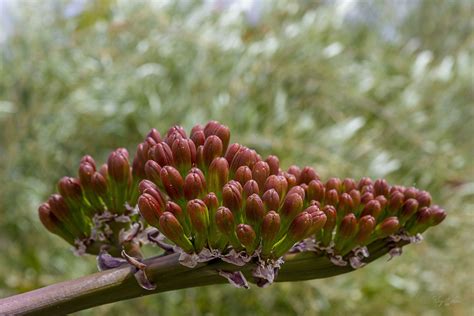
281,193,303,221
376,217,400,237
215,206,235,235
230,147,258,173
187,199,209,233
349,189,361,208
80,155,96,169
288,212,313,241
245,194,265,225
374,179,390,197
138,193,164,227
307,180,325,202
243,180,260,198
299,166,319,184
342,178,357,193
400,198,419,222
261,211,281,242
91,172,107,197
416,190,432,208
144,160,162,185
236,224,256,248
322,205,337,231
404,187,418,200
361,199,382,220
360,192,374,205
282,172,297,189
107,148,130,183
172,138,196,172
262,189,280,212
265,155,280,175
375,195,388,210
138,179,158,194
184,170,206,200
388,191,404,213
287,165,301,183
190,125,205,147
358,177,373,190
263,175,288,198
147,128,162,143
78,162,95,187
58,177,82,202
356,215,376,244
208,157,229,193
160,166,184,200
287,185,305,200
252,161,270,190
429,205,447,226
325,189,339,206
339,213,357,239
150,142,174,167
222,182,243,214
326,178,342,193
224,143,242,165
235,166,252,186
203,135,223,167
339,192,354,215
203,121,231,152
159,212,193,253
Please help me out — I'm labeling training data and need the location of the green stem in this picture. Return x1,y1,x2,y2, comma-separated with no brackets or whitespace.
0,239,408,315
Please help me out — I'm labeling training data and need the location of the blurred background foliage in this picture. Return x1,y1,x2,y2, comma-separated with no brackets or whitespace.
0,0,473,315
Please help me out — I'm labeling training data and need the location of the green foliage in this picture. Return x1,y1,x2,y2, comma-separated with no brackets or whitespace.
0,0,472,314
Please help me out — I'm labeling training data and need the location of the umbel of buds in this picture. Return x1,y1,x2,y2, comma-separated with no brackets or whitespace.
39,121,447,287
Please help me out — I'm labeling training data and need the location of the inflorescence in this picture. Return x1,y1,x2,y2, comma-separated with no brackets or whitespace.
38,121,447,287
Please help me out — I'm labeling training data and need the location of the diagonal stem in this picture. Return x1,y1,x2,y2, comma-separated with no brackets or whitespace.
0,239,407,315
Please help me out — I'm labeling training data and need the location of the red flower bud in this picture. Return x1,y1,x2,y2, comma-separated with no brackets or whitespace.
165,125,186,144
215,206,235,235
361,192,374,205
361,199,382,220
282,172,297,189
80,155,96,169
349,189,361,209
263,175,288,198
400,198,419,222
190,129,206,147
358,177,373,190
375,195,388,210
78,162,95,187
429,205,447,226
142,186,166,209
376,217,400,237
91,172,107,197
404,187,418,200
287,185,305,200
374,179,390,197
287,165,301,183
236,224,256,248
203,121,231,152
38,203,61,233
144,160,162,185
230,147,258,173
388,191,404,213
224,143,242,165
339,213,357,239
147,128,162,143
187,199,209,233
159,212,193,253
160,166,184,200
306,210,327,236
203,135,223,167
288,212,313,241
307,180,325,202
261,211,280,242
356,215,376,244
150,142,174,167
245,194,265,225
322,205,337,231
165,201,184,222
107,148,130,183
222,182,243,214
361,184,374,194
326,178,342,193
390,185,406,195
243,180,259,198
99,164,108,178
208,157,229,193
299,166,319,184
138,179,158,194
325,189,339,206
132,142,150,178
339,192,354,214
342,178,357,193
235,166,252,186
138,193,164,227
262,189,280,212
203,192,219,216
184,170,206,200
48,194,70,223
58,177,82,202
172,138,196,173
281,193,303,221
265,155,280,175
416,190,432,208
252,161,270,191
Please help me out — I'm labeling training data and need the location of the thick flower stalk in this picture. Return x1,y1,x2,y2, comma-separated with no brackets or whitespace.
38,121,447,290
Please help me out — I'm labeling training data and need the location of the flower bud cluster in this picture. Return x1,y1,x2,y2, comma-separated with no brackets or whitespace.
135,122,447,262
38,149,141,255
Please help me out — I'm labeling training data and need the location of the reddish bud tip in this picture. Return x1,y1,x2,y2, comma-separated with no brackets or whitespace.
203,135,223,167
401,198,419,221
147,128,162,143
307,180,325,202
261,211,281,242
107,148,130,183
138,193,163,227
230,147,258,173
358,177,373,190
299,166,319,184
184,171,206,200
322,205,337,230
236,224,256,248
224,143,242,165
160,166,184,200
138,179,158,194
243,180,260,198
203,121,230,151
361,192,374,205
342,178,357,193
235,166,253,186
388,191,404,213
172,138,196,172
374,179,390,197
80,155,96,169
222,182,243,214
262,188,280,212
144,160,162,185
361,199,382,220
245,194,265,225
78,162,95,186
215,206,235,235
356,215,376,244
91,172,107,196
288,212,313,241
252,161,270,190
287,185,305,200
150,142,174,167
377,217,400,237
339,192,354,214
416,190,432,208
325,189,339,206
339,213,357,239
265,155,280,175
208,157,229,193
326,178,342,193
58,177,82,201
429,205,447,226
281,193,303,220
187,199,209,233
263,175,288,198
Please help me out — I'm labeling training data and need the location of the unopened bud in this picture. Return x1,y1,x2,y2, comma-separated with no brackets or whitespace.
108,148,130,183
287,165,301,183
91,172,107,197
404,187,418,200
80,155,96,169
349,189,361,209
203,135,223,167
208,157,229,193
159,212,194,253
261,211,281,243
144,160,162,185
288,212,313,241
245,194,265,225
358,177,373,190
262,189,280,212
58,177,82,203
150,142,174,167
339,192,354,215
252,161,270,190
326,178,342,193
388,191,404,213
243,180,259,198
160,166,184,200
138,179,158,194
172,138,196,173
355,215,376,244
361,199,382,220
215,206,235,235
236,224,257,249
187,199,209,233
325,189,339,206
307,180,325,202
184,170,206,200
230,147,258,173
376,217,400,237
306,210,327,236
281,193,303,221
299,166,319,184
263,175,288,198
203,121,231,152
361,192,374,205
416,190,432,208
138,193,164,227
429,205,447,226
265,155,280,175
224,143,242,165
374,179,390,197
222,182,243,214
282,172,297,189
147,128,162,143
375,195,388,210
190,125,205,147
400,198,419,223
78,162,95,187
287,185,305,200
235,166,252,186
339,213,357,239
342,178,357,193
